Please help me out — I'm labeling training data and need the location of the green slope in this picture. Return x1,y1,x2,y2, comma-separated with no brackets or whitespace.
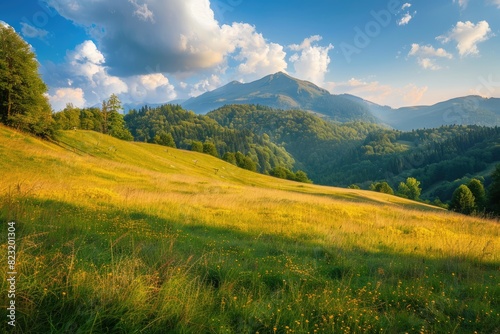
0,125,498,333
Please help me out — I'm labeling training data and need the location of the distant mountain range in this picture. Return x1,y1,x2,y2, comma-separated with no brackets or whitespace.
178,72,500,130
181,72,378,123
345,94,500,131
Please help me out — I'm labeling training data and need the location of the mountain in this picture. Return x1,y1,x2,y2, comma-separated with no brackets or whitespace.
182,72,500,130
182,72,379,123
344,95,500,130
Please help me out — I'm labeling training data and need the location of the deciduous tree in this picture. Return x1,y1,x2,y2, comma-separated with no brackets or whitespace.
0,25,54,137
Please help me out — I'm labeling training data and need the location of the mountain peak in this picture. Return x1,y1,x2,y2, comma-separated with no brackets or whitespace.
181,72,377,123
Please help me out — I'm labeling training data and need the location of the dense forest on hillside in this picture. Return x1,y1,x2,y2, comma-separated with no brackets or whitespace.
207,104,382,169
53,101,500,204
207,105,500,202
123,104,296,174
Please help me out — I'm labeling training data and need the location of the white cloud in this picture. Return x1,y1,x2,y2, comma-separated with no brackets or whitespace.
288,36,333,86
126,74,177,103
189,74,222,97
20,23,49,40
47,0,289,89
48,88,86,111
454,0,468,8
437,21,493,57
129,0,155,23
398,13,413,26
66,40,128,98
417,58,441,71
328,78,428,108
48,0,233,76
289,35,323,51
409,44,453,59
397,3,415,26
221,23,287,81
46,40,177,109
408,43,452,70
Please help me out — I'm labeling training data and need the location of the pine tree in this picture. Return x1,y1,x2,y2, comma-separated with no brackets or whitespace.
102,94,133,140
0,25,54,137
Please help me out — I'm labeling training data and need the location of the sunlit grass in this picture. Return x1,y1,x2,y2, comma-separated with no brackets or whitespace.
0,126,498,333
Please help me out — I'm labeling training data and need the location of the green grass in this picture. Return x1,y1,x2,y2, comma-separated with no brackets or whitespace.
0,126,499,333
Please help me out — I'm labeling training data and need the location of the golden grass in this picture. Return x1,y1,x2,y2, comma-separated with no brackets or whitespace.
0,125,498,333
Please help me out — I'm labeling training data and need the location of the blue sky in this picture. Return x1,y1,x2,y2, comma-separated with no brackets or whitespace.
1,0,499,111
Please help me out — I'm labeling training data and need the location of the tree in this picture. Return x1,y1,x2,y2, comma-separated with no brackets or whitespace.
54,103,80,130
203,141,218,157
488,164,500,214
370,181,394,195
0,25,54,137
154,131,176,148
467,178,486,212
102,94,133,140
232,151,246,168
241,156,257,172
270,166,289,179
222,152,237,165
398,177,421,200
294,170,312,184
191,140,203,152
450,185,476,215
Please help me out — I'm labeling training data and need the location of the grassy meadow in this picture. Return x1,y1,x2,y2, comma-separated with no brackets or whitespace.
0,125,499,333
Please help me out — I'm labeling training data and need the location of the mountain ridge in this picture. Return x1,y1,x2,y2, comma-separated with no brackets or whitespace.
180,72,500,129
181,72,379,123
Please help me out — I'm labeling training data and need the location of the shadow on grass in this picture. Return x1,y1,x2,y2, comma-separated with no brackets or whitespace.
1,196,498,333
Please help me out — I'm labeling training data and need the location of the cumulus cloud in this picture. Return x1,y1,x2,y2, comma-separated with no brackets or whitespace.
127,74,177,103
437,21,493,57
189,74,222,97
221,23,287,81
48,88,86,111
328,78,428,107
288,36,333,86
46,40,177,109
408,43,453,70
49,0,261,77
409,44,453,59
20,23,49,40
47,0,288,87
47,0,229,76
66,40,128,98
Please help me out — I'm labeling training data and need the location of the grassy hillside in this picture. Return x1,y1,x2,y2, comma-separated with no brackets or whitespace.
0,125,498,333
